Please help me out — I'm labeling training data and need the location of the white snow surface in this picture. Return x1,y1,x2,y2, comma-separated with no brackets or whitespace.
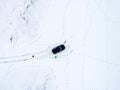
0,0,120,90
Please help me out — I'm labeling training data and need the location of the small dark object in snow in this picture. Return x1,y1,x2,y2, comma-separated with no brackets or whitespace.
52,44,65,54
32,55,35,57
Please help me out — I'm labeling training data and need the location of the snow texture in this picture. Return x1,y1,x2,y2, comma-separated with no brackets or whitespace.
0,0,120,90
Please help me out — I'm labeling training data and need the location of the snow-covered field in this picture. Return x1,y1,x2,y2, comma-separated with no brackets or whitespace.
0,0,120,90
